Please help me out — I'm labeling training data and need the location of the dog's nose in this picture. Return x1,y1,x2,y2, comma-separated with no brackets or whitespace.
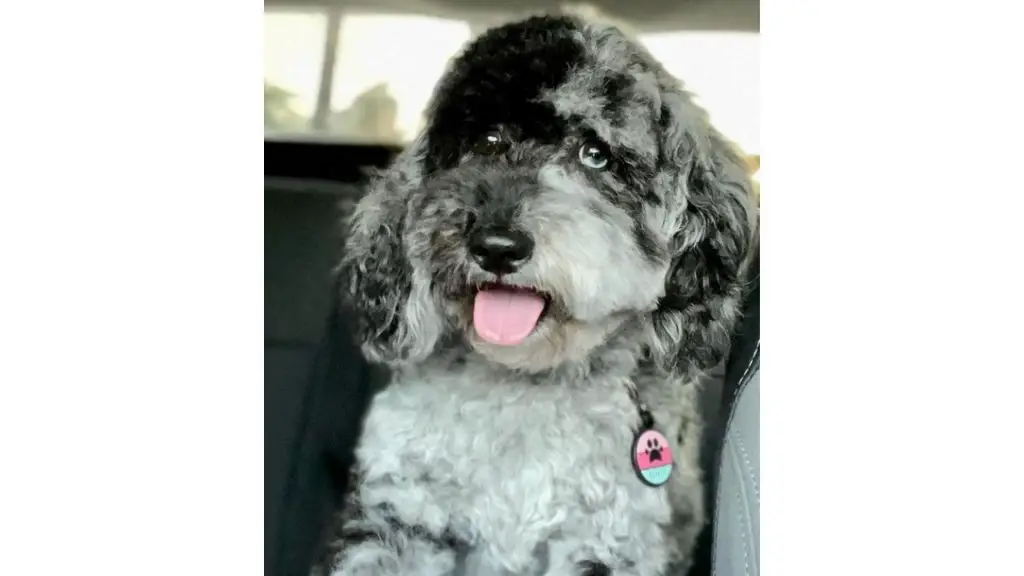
468,227,534,275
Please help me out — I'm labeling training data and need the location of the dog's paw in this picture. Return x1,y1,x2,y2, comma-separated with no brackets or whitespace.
577,560,611,576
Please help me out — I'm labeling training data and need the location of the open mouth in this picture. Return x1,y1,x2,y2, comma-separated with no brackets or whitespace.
472,282,551,346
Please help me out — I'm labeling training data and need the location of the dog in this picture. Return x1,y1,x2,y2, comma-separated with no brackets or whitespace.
323,14,757,576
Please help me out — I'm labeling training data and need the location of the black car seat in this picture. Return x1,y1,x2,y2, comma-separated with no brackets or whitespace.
265,142,395,576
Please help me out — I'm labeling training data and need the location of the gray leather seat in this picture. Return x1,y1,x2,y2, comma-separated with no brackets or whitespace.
712,352,759,576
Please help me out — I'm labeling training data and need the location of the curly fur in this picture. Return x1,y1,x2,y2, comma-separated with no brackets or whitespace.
326,15,757,576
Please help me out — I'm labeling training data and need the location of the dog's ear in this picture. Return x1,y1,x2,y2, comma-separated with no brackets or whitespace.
336,139,444,365
647,88,758,379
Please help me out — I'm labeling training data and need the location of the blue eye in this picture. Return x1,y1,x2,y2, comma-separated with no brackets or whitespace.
578,142,609,169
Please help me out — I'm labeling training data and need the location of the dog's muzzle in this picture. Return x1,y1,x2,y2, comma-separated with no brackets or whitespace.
464,223,549,347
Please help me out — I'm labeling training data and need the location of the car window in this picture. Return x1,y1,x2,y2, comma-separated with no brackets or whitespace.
264,4,759,164
328,14,471,143
264,9,328,134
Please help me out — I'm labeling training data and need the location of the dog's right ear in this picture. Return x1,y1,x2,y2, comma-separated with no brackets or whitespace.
335,140,443,365
645,87,759,381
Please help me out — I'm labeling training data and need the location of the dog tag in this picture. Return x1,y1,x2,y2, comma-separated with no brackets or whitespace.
631,428,674,487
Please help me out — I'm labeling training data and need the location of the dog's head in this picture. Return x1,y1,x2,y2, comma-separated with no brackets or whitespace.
339,16,757,377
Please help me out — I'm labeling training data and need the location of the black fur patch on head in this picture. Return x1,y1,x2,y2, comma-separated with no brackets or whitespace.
599,72,636,128
423,16,585,173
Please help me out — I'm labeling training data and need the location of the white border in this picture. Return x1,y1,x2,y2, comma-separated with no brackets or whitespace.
766,1,1023,574
0,1,263,574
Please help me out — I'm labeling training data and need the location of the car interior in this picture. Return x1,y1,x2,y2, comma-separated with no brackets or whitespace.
265,2,759,575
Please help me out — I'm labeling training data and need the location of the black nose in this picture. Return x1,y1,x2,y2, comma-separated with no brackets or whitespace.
468,227,534,275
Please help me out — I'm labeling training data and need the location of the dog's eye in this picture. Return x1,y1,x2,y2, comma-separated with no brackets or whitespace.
473,130,509,155
578,142,610,170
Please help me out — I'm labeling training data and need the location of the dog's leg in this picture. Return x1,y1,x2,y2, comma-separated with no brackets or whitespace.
540,521,677,576
325,502,458,576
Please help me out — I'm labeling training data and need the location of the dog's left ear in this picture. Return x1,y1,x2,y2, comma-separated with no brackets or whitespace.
335,139,444,365
647,88,759,379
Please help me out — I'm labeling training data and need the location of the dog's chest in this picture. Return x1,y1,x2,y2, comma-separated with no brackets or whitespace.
354,364,672,564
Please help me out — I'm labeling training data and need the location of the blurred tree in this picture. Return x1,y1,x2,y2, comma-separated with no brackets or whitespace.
264,82,307,131
327,83,401,143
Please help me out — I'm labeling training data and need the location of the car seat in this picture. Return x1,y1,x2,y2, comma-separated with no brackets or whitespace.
690,255,759,576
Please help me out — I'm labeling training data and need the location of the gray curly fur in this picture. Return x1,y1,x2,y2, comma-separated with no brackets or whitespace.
327,15,757,576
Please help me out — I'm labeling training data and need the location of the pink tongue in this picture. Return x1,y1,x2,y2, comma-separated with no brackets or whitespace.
473,288,546,346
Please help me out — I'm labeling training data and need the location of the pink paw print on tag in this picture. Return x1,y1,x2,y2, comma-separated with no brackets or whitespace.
632,429,674,487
